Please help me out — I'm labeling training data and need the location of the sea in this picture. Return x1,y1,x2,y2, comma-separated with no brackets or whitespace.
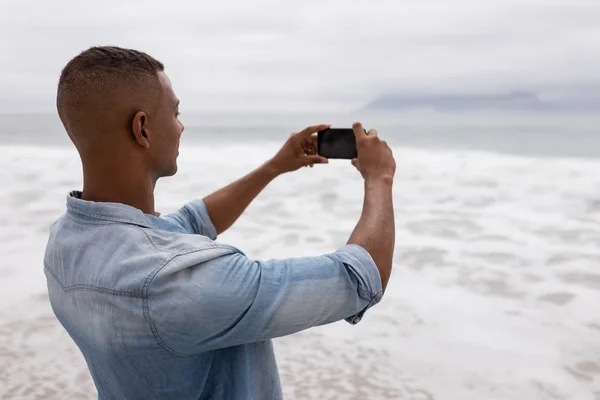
1,111,599,399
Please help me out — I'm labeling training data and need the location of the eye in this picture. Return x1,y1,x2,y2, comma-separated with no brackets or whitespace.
175,111,181,117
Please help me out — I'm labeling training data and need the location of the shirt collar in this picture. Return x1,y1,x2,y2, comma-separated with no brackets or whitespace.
66,190,157,229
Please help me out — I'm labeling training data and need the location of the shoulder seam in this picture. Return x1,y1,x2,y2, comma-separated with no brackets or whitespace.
141,252,186,357
142,246,235,357
136,225,167,253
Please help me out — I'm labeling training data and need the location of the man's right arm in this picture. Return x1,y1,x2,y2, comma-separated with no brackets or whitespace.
347,176,394,292
347,122,396,293
147,244,382,355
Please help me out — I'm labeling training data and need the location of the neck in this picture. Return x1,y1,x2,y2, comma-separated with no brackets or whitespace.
81,159,157,215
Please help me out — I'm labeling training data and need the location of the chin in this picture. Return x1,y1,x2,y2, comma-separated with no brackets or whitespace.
159,165,178,178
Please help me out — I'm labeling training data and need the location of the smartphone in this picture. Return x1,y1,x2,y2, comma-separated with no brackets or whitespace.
317,128,358,159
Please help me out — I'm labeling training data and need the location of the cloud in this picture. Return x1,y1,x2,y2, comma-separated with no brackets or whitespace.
1,0,599,113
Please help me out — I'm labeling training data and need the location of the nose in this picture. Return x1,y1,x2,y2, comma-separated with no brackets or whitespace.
179,121,185,135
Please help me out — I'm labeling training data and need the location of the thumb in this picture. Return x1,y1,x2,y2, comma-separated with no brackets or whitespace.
303,155,328,165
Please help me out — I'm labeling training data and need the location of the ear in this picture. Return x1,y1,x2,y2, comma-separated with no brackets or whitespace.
131,111,150,149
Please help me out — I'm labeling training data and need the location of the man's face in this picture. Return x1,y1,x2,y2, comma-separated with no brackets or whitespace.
148,71,184,178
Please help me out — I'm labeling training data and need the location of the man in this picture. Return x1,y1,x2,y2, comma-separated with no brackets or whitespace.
44,46,396,399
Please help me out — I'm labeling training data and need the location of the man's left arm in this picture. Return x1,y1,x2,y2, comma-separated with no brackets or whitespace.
202,160,280,235
161,166,278,238
201,124,330,235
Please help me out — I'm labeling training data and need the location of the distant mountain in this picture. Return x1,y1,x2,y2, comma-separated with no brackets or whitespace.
363,91,599,112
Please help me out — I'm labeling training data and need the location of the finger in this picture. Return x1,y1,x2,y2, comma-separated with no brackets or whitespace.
303,155,328,165
299,124,330,137
308,135,318,151
367,129,378,137
351,158,359,168
353,122,367,139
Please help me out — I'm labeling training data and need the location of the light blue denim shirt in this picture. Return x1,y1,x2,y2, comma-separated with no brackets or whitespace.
44,191,383,400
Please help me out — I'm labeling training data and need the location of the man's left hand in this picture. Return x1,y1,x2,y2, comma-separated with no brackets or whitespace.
268,124,330,175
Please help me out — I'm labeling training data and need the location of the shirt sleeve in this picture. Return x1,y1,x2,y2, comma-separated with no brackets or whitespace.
147,243,383,356
161,199,217,239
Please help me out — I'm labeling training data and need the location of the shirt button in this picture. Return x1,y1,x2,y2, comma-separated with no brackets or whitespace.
353,315,361,324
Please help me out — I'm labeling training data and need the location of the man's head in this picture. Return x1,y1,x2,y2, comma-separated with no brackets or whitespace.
57,46,184,179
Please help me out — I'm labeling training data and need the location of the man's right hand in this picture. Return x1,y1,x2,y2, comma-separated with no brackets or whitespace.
350,122,396,182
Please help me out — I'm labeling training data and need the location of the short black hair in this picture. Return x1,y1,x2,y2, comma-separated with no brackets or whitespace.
57,46,165,132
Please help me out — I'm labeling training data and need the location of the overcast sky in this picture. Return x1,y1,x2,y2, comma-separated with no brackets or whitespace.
1,0,599,113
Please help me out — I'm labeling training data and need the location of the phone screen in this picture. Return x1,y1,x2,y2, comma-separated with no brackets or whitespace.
317,128,358,159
